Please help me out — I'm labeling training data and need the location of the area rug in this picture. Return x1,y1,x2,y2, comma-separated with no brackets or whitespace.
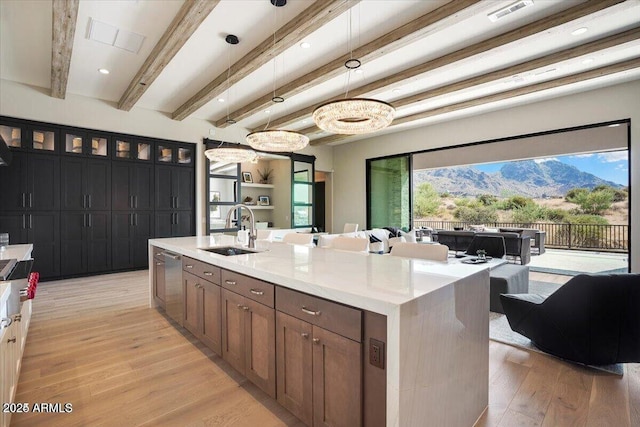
489,280,624,376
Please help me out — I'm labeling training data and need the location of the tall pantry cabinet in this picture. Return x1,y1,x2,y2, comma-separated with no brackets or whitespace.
0,116,195,280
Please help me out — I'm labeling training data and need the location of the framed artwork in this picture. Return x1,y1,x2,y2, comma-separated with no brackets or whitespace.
242,171,253,183
258,195,270,206
210,191,221,218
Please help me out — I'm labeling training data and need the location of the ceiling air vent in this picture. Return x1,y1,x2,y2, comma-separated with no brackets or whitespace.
488,0,534,22
87,18,146,54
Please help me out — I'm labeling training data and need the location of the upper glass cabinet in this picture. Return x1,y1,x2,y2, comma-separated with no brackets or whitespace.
156,142,193,166
63,131,109,157
114,137,151,161
0,121,58,152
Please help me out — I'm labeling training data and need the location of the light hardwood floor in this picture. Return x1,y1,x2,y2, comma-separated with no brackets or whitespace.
11,270,640,427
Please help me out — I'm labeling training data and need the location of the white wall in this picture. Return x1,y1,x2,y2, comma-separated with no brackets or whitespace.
0,80,334,235
333,80,640,272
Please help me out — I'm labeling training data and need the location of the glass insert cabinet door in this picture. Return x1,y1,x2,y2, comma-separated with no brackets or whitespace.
0,124,23,148
156,143,193,165
367,154,411,230
115,138,151,161
63,131,108,156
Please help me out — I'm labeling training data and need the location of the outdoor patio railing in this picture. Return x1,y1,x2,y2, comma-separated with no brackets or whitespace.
414,220,628,252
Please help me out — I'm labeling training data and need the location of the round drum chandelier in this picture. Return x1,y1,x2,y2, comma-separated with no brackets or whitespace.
246,129,309,152
312,97,395,134
204,145,256,163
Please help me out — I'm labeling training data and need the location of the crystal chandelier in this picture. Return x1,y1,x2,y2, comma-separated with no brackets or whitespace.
313,98,395,134
204,144,256,163
246,129,309,152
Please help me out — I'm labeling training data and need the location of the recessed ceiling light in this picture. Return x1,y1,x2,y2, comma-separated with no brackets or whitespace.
354,69,363,74
264,109,271,114
582,58,594,64
217,98,225,103
392,88,402,93
98,68,110,74
300,42,311,49
571,27,588,36
302,119,308,124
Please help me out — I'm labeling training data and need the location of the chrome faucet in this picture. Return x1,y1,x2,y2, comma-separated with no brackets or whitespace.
225,203,257,248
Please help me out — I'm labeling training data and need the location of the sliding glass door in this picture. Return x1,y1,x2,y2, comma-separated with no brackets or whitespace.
366,154,411,230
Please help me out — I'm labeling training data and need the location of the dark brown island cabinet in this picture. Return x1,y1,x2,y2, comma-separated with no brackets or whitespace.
151,251,387,427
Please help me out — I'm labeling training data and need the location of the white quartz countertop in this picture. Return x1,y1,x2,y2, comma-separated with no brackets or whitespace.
150,237,500,315
0,244,33,262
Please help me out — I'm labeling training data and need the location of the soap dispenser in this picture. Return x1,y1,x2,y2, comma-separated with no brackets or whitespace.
237,226,249,246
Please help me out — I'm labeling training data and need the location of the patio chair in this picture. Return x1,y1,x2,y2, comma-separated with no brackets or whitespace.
500,273,640,365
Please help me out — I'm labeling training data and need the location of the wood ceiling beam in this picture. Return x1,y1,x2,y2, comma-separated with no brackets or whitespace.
51,0,79,99
302,26,640,141
310,58,640,146
117,0,220,111
172,0,358,121
214,0,484,128
254,0,625,131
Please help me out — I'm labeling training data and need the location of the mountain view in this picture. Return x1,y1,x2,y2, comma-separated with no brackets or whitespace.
414,159,624,198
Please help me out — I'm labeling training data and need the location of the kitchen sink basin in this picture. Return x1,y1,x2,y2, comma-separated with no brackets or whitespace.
200,246,264,256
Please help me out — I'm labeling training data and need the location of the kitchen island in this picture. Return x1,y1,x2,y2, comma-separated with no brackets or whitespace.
149,236,495,427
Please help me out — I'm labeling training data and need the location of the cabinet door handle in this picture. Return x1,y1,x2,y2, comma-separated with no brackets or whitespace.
185,264,194,269
225,280,237,285
130,213,133,226
21,193,26,208
301,307,321,316
83,213,87,227
28,192,33,208
29,214,32,229
175,212,179,225
88,213,92,228
156,262,163,266
134,213,138,227
134,195,138,209
7,337,16,344
130,195,134,208
22,214,26,229
88,194,92,208
301,333,309,339
249,289,264,296
195,284,203,289
312,338,320,344
204,271,213,276
237,304,249,310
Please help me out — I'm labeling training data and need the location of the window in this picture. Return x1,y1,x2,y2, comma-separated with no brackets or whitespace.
366,154,412,230
292,159,314,228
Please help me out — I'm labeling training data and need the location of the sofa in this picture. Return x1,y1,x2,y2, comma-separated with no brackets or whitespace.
433,230,531,264
499,227,546,255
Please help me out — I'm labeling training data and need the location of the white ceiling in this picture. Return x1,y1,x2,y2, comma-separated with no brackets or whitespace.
1,0,639,146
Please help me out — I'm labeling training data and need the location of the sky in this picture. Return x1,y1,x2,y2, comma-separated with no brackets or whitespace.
473,150,629,186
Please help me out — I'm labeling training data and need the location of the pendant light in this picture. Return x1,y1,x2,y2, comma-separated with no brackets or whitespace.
312,11,395,134
246,1,308,152
204,34,257,163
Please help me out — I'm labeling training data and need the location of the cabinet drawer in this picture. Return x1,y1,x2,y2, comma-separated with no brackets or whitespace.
276,287,362,342
182,257,221,285
221,269,274,308
152,246,164,260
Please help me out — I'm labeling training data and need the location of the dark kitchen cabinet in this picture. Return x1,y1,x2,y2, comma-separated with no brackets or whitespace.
155,165,193,211
112,211,153,270
62,130,109,157
112,163,153,211
61,211,111,276
0,152,60,212
154,211,193,238
61,157,111,211
0,212,60,279
156,142,193,166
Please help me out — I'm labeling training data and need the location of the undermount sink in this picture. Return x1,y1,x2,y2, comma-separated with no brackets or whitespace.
200,246,264,256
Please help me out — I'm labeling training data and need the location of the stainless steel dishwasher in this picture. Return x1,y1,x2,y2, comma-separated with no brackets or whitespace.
162,251,183,326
